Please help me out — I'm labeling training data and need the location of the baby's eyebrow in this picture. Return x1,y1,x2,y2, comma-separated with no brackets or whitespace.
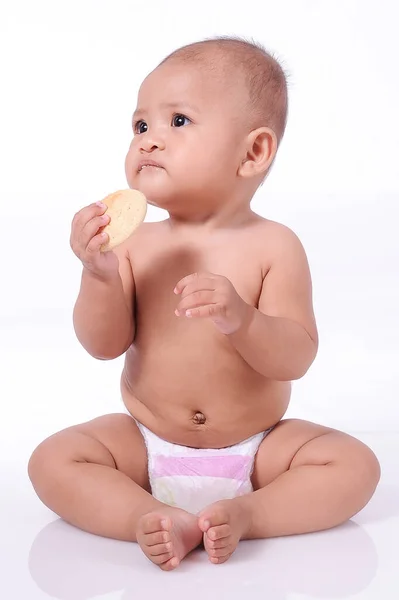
160,101,200,113
132,101,200,120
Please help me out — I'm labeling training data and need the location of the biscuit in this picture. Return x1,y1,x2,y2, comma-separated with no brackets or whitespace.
99,189,147,252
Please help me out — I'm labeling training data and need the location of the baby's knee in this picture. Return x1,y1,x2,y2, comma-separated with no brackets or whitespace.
28,428,82,488
28,425,116,487
348,438,381,496
27,433,62,488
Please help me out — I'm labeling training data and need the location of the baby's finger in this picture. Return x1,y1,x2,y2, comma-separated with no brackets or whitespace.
174,272,216,295
175,291,215,316
71,204,108,251
176,303,221,319
73,201,107,229
85,231,109,256
80,214,110,247
178,278,216,299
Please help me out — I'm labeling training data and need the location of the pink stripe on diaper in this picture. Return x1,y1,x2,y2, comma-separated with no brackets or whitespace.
153,455,252,482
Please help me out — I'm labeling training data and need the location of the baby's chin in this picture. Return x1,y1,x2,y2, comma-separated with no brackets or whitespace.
128,176,213,213
133,181,190,211
138,187,180,211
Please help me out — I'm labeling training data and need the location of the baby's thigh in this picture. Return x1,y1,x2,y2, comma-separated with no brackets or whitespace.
28,413,150,491
251,418,380,491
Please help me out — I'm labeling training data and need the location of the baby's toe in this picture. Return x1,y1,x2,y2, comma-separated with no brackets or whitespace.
206,536,231,550
144,530,170,547
199,505,229,532
207,523,231,541
152,551,175,566
159,556,180,571
210,551,233,564
208,542,234,559
143,514,171,534
148,542,173,557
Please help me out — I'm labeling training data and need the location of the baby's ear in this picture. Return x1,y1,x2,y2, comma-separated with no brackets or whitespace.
238,127,277,179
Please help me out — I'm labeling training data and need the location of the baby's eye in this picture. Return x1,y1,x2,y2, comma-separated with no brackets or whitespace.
134,120,148,135
172,114,191,127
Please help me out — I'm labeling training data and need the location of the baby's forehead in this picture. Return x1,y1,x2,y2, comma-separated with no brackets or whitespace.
137,60,247,114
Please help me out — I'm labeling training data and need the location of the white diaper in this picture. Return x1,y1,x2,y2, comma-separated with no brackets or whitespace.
134,420,271,515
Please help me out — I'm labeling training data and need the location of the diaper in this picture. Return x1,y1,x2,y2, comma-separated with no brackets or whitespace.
135,420,271,515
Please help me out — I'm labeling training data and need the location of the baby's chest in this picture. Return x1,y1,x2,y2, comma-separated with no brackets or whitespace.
133,243,264,308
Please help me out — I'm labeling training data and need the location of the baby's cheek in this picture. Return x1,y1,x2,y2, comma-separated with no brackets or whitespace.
124,150,135,184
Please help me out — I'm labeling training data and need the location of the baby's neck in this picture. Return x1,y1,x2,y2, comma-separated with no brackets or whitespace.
166,205,255,232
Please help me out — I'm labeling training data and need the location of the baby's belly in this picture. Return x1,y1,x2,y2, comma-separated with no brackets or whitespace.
120,333,291,448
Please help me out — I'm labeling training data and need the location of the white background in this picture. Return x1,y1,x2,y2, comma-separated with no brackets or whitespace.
1,0,398,458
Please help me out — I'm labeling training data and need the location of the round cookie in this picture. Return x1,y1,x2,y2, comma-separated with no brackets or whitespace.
100,189,147,252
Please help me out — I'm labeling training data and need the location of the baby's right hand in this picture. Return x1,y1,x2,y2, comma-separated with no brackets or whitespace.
70,202,119,279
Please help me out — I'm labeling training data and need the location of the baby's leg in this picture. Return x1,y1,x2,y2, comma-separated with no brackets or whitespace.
199,419,380,563
28,414,202,569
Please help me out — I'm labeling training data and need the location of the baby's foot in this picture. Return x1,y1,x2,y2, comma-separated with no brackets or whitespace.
136,507,202,571
198,499,251,564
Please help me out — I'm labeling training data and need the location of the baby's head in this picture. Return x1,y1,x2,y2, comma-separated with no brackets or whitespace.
125,37,288,218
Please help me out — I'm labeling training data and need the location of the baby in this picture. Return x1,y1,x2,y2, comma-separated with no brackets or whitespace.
28,37,380,571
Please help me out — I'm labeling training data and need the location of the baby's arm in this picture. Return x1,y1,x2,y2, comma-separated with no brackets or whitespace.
229,225,318,380
73,244,135,360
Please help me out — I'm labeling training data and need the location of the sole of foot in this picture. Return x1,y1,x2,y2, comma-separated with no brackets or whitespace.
198,499,251,564
136,507,203,571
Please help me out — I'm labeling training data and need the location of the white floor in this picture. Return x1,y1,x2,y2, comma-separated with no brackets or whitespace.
1,431,397,599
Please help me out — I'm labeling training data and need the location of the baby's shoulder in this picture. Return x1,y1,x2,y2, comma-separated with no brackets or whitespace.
127,220,166,245
123,220,170,262
249,218,309,276
252,216,304,249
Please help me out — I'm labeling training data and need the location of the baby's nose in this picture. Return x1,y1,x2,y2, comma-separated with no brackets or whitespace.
140,132,165,153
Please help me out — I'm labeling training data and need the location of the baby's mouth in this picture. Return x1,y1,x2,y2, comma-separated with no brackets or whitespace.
138,165,164,172
138,160,164,173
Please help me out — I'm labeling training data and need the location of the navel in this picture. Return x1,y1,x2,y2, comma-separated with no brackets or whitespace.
192,411,206,425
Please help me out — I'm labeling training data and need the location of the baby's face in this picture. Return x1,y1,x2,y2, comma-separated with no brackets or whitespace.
125,61,248,212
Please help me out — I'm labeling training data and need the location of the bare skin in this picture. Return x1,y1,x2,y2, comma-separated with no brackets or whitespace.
28,47,380,571
121,216,292,450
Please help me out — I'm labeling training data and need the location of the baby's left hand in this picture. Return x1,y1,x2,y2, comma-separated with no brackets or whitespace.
174,272,252,335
